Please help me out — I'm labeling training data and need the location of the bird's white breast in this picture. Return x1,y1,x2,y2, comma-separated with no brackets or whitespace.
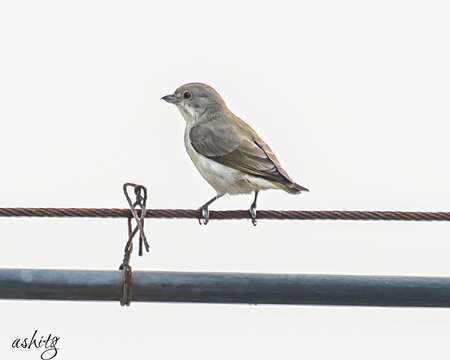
183,125,241,194
183,124,276,195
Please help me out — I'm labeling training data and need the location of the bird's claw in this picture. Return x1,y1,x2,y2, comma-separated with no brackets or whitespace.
249,205,257,226
199,206,209,225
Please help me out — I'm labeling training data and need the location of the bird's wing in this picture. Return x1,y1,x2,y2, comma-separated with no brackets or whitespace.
190,115,294,184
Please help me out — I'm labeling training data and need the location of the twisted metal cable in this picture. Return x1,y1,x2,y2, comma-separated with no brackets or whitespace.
119,183,151,306
0,208,449,221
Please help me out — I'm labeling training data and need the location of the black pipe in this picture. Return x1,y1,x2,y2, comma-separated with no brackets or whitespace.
1,269,450,307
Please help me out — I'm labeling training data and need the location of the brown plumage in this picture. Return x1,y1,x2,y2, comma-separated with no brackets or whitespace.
162,82,309,225
190,112,309,194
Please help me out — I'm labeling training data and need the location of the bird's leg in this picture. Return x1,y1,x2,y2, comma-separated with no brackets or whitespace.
199,194,224,225
249,191,259,226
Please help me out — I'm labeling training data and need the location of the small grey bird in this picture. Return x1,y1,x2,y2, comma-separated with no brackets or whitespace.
162,83,309,225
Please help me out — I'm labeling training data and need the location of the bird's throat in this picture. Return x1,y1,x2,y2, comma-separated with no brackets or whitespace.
177,105,198,125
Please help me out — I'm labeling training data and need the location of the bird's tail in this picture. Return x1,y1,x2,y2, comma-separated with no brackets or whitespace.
282,182,310,194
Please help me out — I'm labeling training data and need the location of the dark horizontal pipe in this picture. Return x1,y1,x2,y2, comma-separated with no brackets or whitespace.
1,269,450,307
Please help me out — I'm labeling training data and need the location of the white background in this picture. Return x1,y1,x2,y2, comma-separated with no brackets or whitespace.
1,0,450,358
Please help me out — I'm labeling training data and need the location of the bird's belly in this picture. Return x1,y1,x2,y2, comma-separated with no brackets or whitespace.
185,135,275,195
188,147,249,194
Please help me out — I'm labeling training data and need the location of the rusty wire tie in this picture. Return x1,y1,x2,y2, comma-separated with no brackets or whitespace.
119,183,150,306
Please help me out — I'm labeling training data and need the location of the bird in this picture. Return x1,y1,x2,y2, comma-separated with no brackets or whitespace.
162,83,309,225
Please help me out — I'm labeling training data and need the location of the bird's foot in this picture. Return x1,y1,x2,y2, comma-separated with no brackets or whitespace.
249,205,257,226
199,205,210,225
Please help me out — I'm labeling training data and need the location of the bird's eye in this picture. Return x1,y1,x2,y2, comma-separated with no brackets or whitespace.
183,91,192,99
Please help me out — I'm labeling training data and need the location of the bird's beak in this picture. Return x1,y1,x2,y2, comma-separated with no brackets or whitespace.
161,94,179,104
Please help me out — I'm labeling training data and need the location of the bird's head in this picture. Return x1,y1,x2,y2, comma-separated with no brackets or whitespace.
162,83,227,123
